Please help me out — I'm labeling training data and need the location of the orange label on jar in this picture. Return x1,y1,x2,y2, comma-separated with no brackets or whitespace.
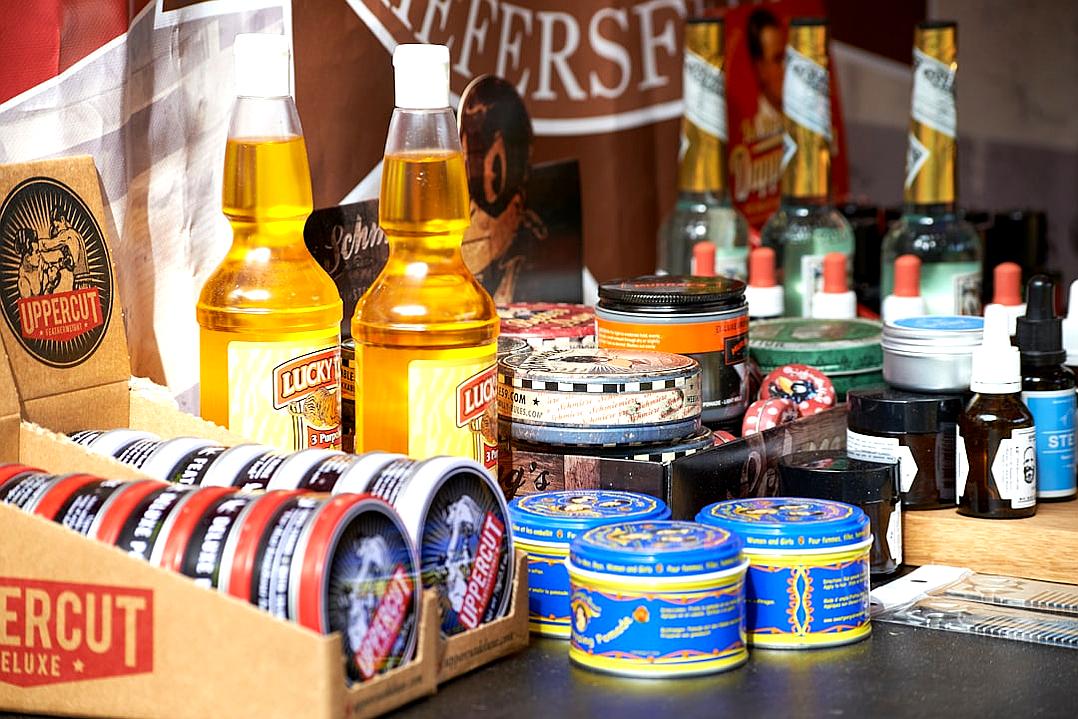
597,316,748,359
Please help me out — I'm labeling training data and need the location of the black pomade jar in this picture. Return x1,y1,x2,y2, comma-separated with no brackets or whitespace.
846,387,964,510
778,450,902,575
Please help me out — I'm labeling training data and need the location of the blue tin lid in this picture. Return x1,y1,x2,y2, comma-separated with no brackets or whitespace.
569,520,743,577
893,315,983,331
696,498,870,551
509,490,670,544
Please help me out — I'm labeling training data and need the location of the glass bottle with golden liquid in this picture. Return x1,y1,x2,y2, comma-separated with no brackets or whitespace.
657,18,749,279
352,45,499,471
197,34,343,451
759,18,854,318
881,21,982,316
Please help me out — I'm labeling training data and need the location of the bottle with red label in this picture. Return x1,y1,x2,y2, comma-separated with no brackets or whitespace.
197,34,343,451
352,45,499,471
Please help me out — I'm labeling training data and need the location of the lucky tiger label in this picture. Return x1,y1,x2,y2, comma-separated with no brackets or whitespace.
407,345,498,474
228,332,342,451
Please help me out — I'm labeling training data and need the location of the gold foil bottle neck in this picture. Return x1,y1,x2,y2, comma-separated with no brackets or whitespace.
781,19,830,200
915,21,957,64
787,19,828,65
678,19,727,194
906,21,958,205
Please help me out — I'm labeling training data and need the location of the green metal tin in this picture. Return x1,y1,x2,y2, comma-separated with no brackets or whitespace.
749,319,883,399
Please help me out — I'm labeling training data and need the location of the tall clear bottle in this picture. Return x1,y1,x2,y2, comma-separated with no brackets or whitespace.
881,22,982,316
197,34,343,451
657,18,748,279
352,45,499,471
759,19,853,318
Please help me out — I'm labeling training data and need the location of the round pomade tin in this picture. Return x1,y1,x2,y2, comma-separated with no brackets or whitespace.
696,498,872,648
568,520,748,677
498,303,596,350
337,456,515,636
498,347,702,446
881,315,983,393
508,490,670,637
597,275,750,424
749,318,883,398
290,494,421,682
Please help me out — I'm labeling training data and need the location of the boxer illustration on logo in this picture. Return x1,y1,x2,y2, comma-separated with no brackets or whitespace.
1,177,112,367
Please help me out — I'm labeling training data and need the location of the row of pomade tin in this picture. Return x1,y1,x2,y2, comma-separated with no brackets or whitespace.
0,465,420,683
70,430,514,637
510,492,872,677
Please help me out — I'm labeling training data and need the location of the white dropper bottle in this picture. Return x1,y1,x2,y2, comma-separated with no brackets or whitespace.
811,252,856,320
881,254,927,324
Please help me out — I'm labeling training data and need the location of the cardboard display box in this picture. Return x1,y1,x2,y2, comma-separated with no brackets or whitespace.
0,156,529,717
4,419,530,719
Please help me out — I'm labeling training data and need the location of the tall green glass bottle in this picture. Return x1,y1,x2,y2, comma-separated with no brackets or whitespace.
759,19,853,318
657,18,749,279
881,21,982,316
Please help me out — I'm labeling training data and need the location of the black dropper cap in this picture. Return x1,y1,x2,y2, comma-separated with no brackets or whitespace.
1016,275,1065,366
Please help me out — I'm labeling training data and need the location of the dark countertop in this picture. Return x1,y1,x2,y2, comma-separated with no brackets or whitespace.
1,621,1074,718
398,623,1077,718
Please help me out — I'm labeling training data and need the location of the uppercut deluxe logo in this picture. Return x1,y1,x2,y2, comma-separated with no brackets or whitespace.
0,578,153,687
0,177,113,368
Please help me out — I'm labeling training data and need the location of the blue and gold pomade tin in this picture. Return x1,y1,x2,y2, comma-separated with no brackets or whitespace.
696,498,872,649
508,491,669,637
567,520,748,677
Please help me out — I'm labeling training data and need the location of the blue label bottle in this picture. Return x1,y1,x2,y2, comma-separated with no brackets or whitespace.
1017,275,1077,501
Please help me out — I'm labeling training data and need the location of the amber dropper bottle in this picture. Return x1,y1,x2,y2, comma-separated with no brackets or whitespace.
957,304,1037,518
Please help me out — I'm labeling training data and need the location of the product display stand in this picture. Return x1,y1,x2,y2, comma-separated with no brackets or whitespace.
904,503,1078,583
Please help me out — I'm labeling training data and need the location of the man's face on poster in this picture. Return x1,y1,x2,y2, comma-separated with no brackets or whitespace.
755,24,786,110
461,127,524,274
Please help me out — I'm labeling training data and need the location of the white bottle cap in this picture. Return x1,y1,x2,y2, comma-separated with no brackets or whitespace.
970,304,1022,394
811,290,857,320
1061,280,1078,366
393,44,450,109
881,294,928,324
984,302,1026,337
234,33,291,98
745,285,784,319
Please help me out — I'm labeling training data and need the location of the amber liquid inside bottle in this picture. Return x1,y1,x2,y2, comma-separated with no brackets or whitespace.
198,128,342,449
957,393,1037,519
353,144,498,457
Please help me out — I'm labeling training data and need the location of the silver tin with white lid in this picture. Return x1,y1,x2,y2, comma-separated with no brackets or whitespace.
141,437,219,480
264,449,347,490
199,444,277,488
882,316,984,393
325,452,407,495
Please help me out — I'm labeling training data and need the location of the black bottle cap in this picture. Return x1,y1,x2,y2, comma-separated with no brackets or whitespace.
846,387,964,435
598,275,746,314
1016,275,1066,365
778,451,897,504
